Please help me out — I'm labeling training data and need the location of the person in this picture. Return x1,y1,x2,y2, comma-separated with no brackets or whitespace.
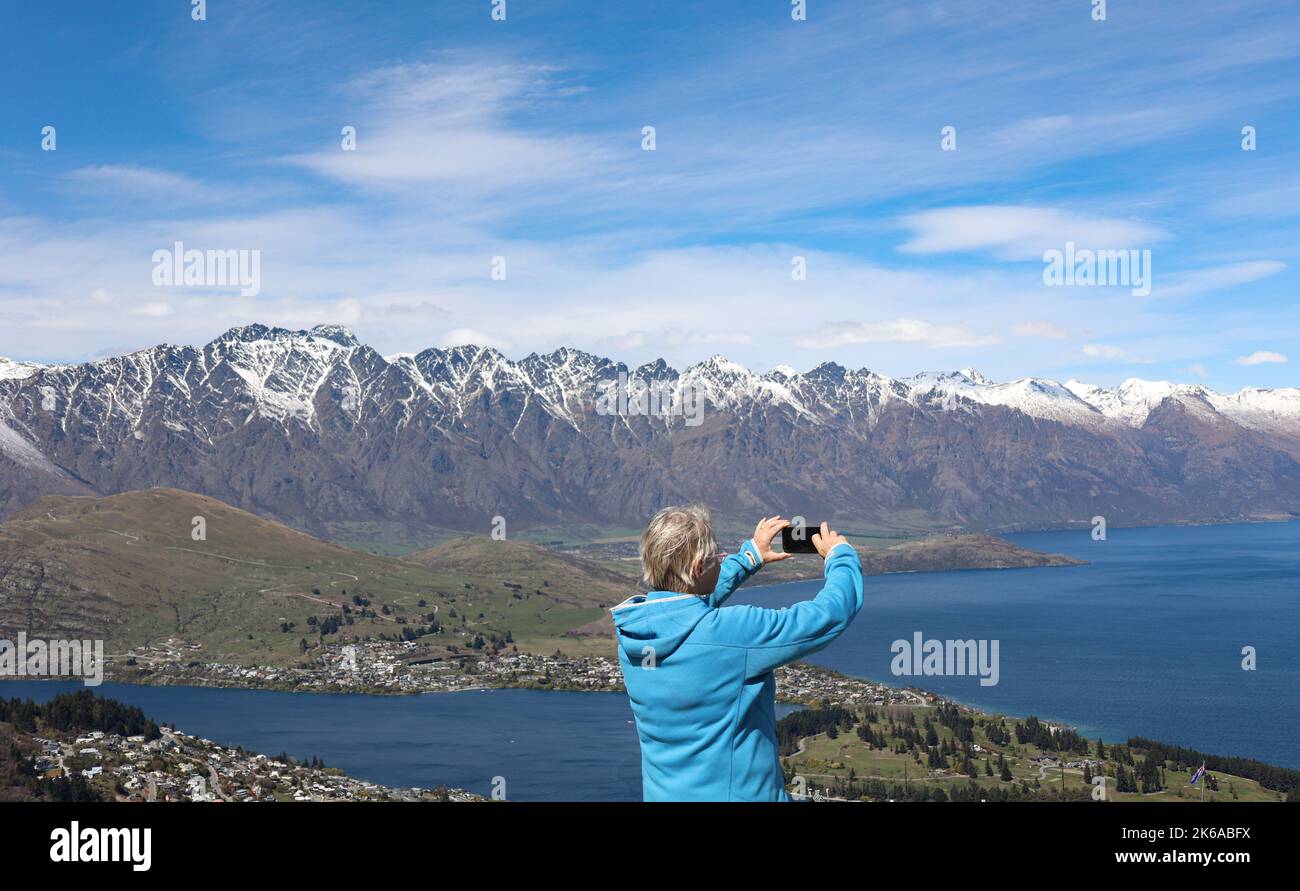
611,506,863,801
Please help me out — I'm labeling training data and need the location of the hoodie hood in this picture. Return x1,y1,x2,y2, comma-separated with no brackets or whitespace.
611,591,711,664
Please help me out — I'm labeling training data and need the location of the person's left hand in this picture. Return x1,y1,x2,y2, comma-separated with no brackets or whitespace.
752,516,793,563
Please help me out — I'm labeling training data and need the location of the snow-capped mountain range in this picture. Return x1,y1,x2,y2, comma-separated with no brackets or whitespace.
1,323,1297,534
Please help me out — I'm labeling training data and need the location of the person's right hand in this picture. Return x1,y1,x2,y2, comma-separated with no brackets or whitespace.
752,516,793,564
811,521,849,560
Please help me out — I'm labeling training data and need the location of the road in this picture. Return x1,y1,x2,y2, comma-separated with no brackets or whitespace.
206,760,229,801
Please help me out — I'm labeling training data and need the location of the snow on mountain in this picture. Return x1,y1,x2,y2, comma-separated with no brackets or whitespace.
0,415,68,474
0,358,45,381
679,355,763,410
2,323,1299,531
958,368,992,385
906,369,1106,425
518,346,616,428
2,324,1297,444
204,324,363,423
1065,379,1211,426
1205,387,1300,435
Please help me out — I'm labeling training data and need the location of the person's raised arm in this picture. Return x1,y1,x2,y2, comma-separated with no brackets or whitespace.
719,523,863,677
706,516,792,607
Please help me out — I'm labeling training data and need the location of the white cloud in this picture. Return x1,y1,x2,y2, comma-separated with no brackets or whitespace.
130,302,173,317
606,329,752,352
1076,343,1159,364
1011,319,1069,340
898,206,1166,261
796,318,999,350
288,62,610,195
437,327,512,351
1158,261,1286,298
0,215,1145,373
65,165,217,201
1234,350,1287,366
1082,343,1125,360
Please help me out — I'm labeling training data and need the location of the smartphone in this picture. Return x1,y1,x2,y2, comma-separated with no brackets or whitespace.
780,523,821,554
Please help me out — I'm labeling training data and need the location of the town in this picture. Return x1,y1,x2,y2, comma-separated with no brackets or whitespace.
30,725,480,802
104,636,930,709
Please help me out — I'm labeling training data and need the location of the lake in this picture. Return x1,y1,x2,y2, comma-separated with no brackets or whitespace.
3,521,1296,799
0,681,803,801
738,520,1299,769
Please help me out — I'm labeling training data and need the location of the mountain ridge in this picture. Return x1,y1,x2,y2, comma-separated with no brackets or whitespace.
4,324,1296,433
1,323,1297,536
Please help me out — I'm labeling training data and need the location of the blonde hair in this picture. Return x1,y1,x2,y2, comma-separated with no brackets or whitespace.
639,504,718,593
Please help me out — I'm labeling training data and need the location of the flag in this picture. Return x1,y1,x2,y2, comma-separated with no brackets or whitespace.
1190,762,1206,785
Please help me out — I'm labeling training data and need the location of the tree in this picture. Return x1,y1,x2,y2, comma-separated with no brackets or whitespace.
1114,763,1135,793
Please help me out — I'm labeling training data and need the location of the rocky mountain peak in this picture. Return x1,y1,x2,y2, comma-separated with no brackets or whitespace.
308,324,361,347
1,325,1297,533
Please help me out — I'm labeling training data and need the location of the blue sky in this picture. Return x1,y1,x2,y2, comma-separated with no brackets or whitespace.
0,0,1297,390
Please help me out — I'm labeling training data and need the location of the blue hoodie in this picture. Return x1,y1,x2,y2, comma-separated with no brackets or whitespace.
612,539,864,801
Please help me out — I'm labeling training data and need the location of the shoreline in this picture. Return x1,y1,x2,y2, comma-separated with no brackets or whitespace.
5,662,1290,775
702,513,1300,542
988,514,1299,536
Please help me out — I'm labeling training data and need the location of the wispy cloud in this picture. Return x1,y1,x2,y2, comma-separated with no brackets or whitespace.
1081,343,1159,365
65,165,215,200
796,318,999,350
1234,350,1287,365
129,302,172,318
1011,320,1070,340
1158,261,1287,298
1082,344,1126,361
287,62,611,198
898,206,1166,261
1,0,1298,394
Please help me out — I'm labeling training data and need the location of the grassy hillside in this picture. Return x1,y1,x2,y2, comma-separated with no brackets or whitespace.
782,701,1294,803
401,536,635,656
0,489,629,665
0,489,1081,668
402,537,633,604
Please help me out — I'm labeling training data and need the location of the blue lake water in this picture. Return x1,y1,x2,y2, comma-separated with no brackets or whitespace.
0,681,802,801
736,521,1299,769
3,522,1296,798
